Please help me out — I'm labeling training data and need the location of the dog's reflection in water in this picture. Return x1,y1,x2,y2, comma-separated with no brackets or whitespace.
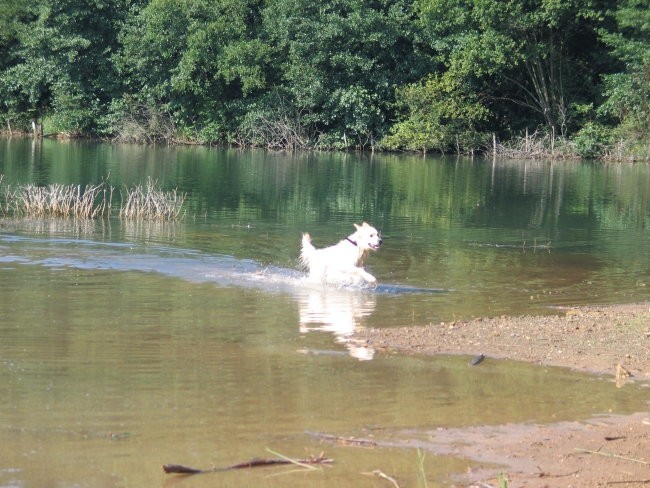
297,287,376,361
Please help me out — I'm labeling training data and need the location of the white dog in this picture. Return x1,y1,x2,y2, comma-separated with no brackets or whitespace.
300,222,382,286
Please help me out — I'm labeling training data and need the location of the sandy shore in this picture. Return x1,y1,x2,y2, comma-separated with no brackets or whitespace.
352,302,650,487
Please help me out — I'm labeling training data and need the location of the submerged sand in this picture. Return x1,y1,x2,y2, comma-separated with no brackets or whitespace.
352,302,650,487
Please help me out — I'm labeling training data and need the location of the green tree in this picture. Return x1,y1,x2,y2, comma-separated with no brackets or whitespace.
382,73,490,153
113,0,268,142
0,0,53,131
261,0,429,149
388,0,615,153
0,0,129,134
598,0,650,141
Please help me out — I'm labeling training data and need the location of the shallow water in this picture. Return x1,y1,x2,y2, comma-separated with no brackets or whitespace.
1,139,649,487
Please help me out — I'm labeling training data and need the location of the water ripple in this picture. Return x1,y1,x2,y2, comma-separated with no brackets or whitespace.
0,234,442,296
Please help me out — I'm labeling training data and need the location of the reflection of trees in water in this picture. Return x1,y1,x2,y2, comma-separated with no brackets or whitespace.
118,219,185,242
0,217,108,239
3,141,649,234
1,216,185,243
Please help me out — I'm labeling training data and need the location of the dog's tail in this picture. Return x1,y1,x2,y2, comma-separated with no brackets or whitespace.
300,232,315,269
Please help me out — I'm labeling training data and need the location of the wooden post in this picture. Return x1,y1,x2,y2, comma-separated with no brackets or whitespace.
551,126,555,157
525,127,529,153
31,119,42,137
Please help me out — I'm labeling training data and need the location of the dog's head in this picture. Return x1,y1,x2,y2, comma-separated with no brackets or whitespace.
352,222,383,252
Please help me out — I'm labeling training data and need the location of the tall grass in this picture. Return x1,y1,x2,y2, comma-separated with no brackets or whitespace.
2,179,112,218
494,127,650,161
119,178,185,220
0,175,185,221
494,129,578,160
416,448,428,488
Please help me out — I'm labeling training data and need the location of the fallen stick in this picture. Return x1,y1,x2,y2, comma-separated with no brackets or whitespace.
163,464,203,474
163,453,333,475
605,480,650,485
306,430,377,447
367,469,401,488
574,448,649,465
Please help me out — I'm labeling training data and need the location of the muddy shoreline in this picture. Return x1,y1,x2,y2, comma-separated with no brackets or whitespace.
352,302,650,487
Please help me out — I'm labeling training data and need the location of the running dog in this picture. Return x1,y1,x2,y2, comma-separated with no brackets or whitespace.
300,222,382,286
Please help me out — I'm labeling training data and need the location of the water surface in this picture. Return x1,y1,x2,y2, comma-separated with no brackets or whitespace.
1,139,649,487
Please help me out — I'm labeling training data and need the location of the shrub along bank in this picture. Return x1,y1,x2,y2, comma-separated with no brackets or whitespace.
0,0,648,160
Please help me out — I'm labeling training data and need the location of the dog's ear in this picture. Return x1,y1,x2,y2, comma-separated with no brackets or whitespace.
354,223,361,230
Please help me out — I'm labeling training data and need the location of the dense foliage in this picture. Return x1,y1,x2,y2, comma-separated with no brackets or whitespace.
0,0,648,158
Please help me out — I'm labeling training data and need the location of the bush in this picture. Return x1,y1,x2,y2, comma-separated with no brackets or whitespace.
571,123,614,159
105,98,179,144
235,93,312,149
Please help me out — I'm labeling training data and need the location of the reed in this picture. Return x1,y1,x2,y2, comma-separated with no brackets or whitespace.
119,178,186,221
2,180,113,219
1,175,185,221
494,128,578,160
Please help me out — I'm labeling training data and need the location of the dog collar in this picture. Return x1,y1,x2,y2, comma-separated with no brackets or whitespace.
346,237,358,246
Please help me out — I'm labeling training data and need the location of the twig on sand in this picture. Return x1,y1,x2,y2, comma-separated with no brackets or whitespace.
163,464,204,474
163,451,333,475
306,430,378,447
363,469,401,488
575,448,649,465
263,447,326,471
605,480,650,485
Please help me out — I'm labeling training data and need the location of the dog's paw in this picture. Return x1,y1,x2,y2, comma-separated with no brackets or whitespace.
359,277,378,290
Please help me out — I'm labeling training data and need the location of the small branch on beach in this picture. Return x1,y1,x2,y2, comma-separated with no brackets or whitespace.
575,448,649,465
605,479,650,485
163,451,333,475
163,464,204,474
306,430,378,448
363,469,401,488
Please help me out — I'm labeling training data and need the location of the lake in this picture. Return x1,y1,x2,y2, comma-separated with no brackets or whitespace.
1,138,648,487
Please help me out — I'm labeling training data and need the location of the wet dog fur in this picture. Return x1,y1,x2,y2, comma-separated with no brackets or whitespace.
300,222,382,286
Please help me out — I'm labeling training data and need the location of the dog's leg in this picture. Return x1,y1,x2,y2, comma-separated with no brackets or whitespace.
300,233,315,270
355,267,376,284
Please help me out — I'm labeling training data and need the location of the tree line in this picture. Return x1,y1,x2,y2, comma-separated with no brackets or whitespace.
0,0,648,159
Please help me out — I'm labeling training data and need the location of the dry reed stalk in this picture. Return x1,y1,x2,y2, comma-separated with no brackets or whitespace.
10,182,113,219
574,447,649,465
1,175,184,221
494,129,578,160
119,178,185,221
